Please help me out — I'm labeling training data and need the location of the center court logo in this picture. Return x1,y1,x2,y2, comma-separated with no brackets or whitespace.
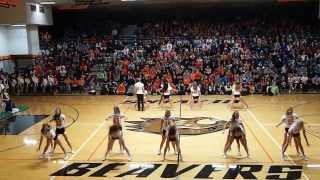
125,117,227,135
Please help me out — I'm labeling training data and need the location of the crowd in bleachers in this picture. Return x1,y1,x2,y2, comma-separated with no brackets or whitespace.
2,18,320,96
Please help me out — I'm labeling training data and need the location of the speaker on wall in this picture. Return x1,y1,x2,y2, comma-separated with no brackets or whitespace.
30,4,36,11
39,6,44,13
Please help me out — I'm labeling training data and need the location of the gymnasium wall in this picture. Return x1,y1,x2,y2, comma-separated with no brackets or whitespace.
0,60,15,74
7,26,29,55
0,26,8,56
0,0,26,25
27,25,40,55
0,1,50,73
0,25,41,56
25,3,53,25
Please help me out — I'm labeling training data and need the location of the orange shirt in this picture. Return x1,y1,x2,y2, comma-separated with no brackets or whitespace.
217,65,224,75
191,71,201,81
149,67,157,80
164,73,173,83
64,78,71,84
183,75,191,86
122,59,129,75
170,83,177,94
117,83,126,94
152,79,161,91
143,66,151,79
78,79,85,86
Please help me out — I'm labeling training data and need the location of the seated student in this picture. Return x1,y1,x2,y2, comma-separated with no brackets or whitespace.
126,85,134,96
116,82,126,95
3,92,15,112
266,82,280,96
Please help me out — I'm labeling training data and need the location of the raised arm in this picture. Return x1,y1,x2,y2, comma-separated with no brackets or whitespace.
275,118,285,127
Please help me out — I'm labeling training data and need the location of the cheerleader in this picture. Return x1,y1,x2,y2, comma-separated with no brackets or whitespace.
37,123,68,160
163,122,183,162
223,111,249,158
103,125,132,161
282,118,310,160
223,111,244,156
107,106,127,152
230,82,248,109
50,108,73,153
159,80,172,104
158,110,176,155
108,106,127,124
189,81,201,108
276,107,300,156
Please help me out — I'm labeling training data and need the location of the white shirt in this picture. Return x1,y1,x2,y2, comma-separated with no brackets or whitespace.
301,76,308,84
32,76,39,84
229,118,244,134
161,115,175,131
191,86,201,96
44,129,56,139
134,82,144,95
161,83,172,96
289,120,303,134
232,88,241,96
281,113,298,128
56,114,66,129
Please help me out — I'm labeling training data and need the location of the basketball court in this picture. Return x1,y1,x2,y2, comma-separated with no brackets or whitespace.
0,94,319,179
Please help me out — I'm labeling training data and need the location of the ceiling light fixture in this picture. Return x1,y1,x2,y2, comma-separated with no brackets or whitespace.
40,1,56,5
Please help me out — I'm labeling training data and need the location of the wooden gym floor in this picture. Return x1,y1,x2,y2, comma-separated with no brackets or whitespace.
0,94,319,179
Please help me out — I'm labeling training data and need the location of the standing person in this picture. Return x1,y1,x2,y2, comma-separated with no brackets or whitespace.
37,123,68,160
163,122,183,162
3,92,13,112
282,118,310,160
103,125,132,161
159,80,172,105
107,106,127,152
158,110,176,155
229,82,248,109
223,111,249,158
189,81,201,108
17,74,24,94
38,123,54,159
276,107,300,157
32,73,39,93
222,111,243,156
134,78,145,111
50,108,73,153
24,75,31,94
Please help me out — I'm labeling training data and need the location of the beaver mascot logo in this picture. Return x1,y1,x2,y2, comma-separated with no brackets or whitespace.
126,117,227,135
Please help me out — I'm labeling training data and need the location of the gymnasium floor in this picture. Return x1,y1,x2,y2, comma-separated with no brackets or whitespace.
0,94,319,179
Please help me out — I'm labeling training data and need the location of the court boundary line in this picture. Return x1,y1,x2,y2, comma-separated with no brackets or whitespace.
264,123,320,126
246,109,310,180
241,117,275,163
